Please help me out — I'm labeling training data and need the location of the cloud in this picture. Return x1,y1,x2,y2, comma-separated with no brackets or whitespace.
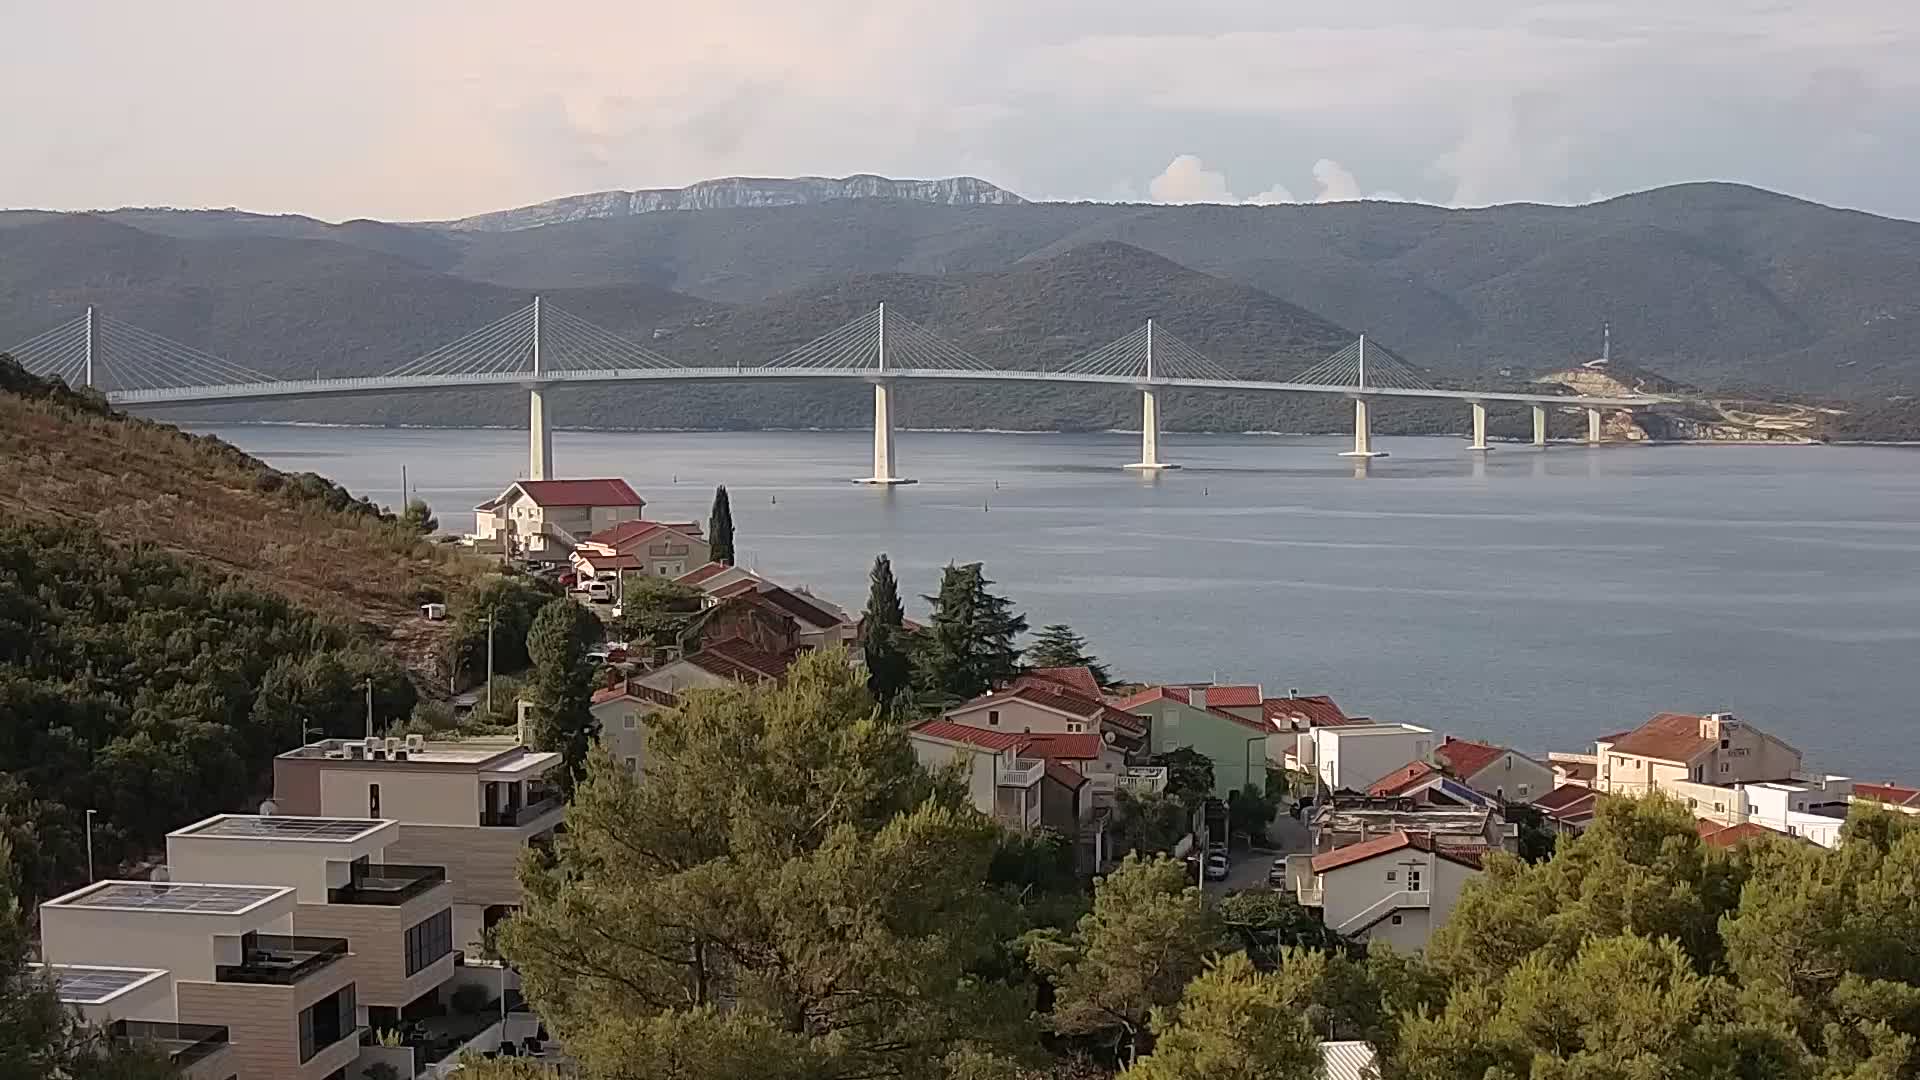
1311,159,1361,202
1148,154,1238,203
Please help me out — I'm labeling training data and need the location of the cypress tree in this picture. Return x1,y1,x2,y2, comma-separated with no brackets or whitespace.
709,485,736,566
862,554,911,709
525,597,601,792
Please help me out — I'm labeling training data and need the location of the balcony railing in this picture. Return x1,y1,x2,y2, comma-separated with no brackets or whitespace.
996,758,1046,788
215,935,349,985
328,863,447,906
108,1020,230,1067
1119,767,1170,794
481,796,562,827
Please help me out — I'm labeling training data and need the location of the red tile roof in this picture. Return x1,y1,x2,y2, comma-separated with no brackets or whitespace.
676,562,736,586
1311,831,1485,873
1117,685,1266,732
515,478,643,508
576,552,644,571
710,578,759,599
1262,694,1352,728
1533,784,1599,815
1020,733,1107,761
1435,737,1508,780
1369,761,1440,797
1043,761,1088,790
1604,713,1714,764
592,681,681,707
1026,666,1102,699
910,719,1029,752
756,586,846,630
680,638,791,682
960,682,1147,739
1195,684,1263,708
1855,782,1920,808
1697,821,1787,849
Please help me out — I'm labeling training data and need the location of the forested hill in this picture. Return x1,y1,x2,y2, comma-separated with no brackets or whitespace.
0,357,493,899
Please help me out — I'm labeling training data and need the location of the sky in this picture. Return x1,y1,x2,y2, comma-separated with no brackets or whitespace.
4,1,1918,222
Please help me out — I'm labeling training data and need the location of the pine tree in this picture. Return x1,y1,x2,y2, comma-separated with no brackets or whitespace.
709,485,736,566
862,554,912,709
401,498,438,534
914,562,1028,702
525,598,601,791
1026,623,1113,686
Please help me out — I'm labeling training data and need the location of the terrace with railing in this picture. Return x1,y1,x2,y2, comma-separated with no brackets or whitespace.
215,933,349,985
326,863,447,906
107,1020,231,1068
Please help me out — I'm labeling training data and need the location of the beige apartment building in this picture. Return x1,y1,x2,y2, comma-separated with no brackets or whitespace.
39,964,239,1080
471,477,645,561
166,815,457,1028
274,735,565,952
1595,712,1802,801
39,880,362,1080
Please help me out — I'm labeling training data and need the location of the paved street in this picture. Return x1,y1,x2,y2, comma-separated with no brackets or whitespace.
1204,809,1311,895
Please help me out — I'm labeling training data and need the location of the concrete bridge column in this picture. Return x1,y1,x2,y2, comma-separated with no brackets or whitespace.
1125,387,1179,471
1532,404,1548,446
1586,406,1604,445
1468,401,1490,452
1338,397,1387,458
528,386,553,480
854,380,915,485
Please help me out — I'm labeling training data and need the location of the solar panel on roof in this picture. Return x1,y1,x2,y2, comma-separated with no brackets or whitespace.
49,967,160,1003
72,882,282,914
191,816,381,841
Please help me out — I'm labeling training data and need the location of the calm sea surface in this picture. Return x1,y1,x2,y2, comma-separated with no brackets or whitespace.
191,424,1920,780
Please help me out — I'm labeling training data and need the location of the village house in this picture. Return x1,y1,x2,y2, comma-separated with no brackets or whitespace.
1308,797,1515,855
1295,723,1437,795
471,478,645,563
1431,736,1556,804
1533,784,1601,836
590,680,681,775
1595,712,1802,800
637,637,793,694
1261,690,1354,732
939,677,1150,796
1854,782,1920,815
1119,684,1280,798
573,518,710,580
907,719,1114,867
1285,831,1485,951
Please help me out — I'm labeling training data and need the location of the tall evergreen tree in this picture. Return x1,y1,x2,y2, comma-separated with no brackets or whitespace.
862,554,912,709
525,597,602,792
708,485,736,566
914,562,1028,702
1026,623,1113,686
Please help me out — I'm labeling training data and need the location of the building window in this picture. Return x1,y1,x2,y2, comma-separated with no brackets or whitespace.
1721,739,1730,749
298,984,356,1062
623,714,636,730
368,783,380,818
1407,869,1422,891
1721,763,1730,773
987,710,999,727
1390,914,1403,925
1066,722,1085,733
626,756,639,773
1386,871,1396,882
405,908,454,976
1517,784,1530,796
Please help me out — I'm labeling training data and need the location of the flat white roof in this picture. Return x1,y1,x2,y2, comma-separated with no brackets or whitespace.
174,815,389,843
35,964,170,1005
47,880,290,916
481,750,562,778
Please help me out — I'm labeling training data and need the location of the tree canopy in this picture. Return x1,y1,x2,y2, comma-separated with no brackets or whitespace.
524,597,602,790
708,486,736,566
1025,624,1112,687
862,554,912,710
401,497,438,534
914,563,1027,704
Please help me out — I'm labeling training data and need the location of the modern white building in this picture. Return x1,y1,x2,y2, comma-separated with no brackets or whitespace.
1300,723,1437,794
1734,777,1853,848
166,815,458,1029
37,965,238,1080
273,735,565,953
39,880,363,1080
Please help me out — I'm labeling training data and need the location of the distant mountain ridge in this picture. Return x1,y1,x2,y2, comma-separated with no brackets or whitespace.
433,174,1024,232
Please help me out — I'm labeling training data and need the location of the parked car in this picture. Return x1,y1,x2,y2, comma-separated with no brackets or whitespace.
1268,857,1288,889
1204,852,1230,881
585,580,614,603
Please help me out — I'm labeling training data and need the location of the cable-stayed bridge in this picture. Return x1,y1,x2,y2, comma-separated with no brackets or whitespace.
6,300,1656,483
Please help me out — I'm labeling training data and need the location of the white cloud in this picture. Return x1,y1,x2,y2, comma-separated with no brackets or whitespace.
1311,158,1361,202
1148,154,1237,203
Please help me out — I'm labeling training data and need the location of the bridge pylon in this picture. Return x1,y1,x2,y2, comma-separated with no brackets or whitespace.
1532,404,1548,447
852,305,915,485
1125,320,1180,472
1468,401,1491,452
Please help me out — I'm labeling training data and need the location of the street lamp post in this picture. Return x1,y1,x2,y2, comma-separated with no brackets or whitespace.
85,809,97,883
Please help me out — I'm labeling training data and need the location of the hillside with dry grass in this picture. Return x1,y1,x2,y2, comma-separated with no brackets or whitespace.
0,369,488,672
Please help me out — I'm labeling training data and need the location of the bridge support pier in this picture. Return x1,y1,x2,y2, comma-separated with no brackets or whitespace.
528,387,553,480
1586,406,1604,445
1124,387,1179,471
1338,397,1387,458
854,380,915,485
1532,404,1547,446
1468,401,1490,452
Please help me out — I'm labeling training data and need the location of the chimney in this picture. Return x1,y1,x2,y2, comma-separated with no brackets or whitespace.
1191,686,1207,709
1288,687,1300,699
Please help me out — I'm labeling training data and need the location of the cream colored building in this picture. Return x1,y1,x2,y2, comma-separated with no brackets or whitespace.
39,880,362,1080
40,965,239,1080
273,736,564,953
591,681,680,774
1287,830,1483,951
909,720,1047,834
471,478,645,561
166,815,457,1027
574,519,711,580
1299,723,1437,794
1596,713,1802,798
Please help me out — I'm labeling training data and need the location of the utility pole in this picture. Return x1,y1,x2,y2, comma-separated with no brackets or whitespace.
486,608,497,715
85,809,96,883
84,306,95,388
401,464,408,510
363,679,375,738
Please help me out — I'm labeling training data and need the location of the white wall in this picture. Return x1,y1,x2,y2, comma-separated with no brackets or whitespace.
166,843,339,901
1318,848,1478,952
1466,753,1557,803
318,768,478,826
1317,727,1435,792
592,700,652,774
40,904,295,988
948,698,1085,736
910,738,996,816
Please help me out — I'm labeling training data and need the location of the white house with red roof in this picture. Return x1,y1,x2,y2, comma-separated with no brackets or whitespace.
908,719,1114,866
472,478,646,562
573,519,709,579
1262,691,1354,732
1430,737,1556,804
1297,723,1438,795
668,563,856,650
939,680,1148,793
1286,830,1484,951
